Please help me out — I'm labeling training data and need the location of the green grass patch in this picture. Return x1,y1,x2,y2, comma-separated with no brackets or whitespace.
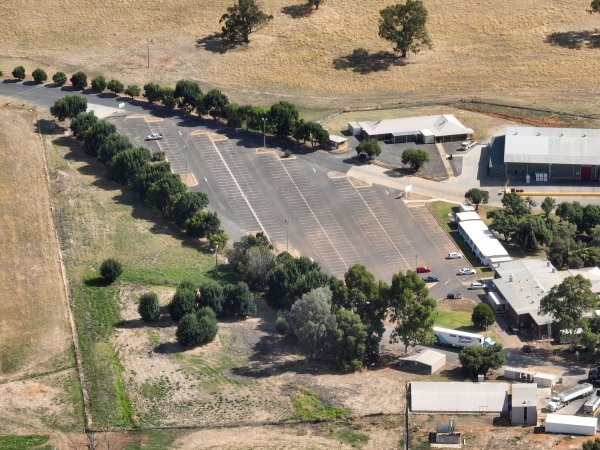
182,352,247,388
433,309,473,330
147,329,161,348
0,435,49,450
140,376,171,401
329,424,369,446
71,275,133,428
292,387,350,422
124,430,182,450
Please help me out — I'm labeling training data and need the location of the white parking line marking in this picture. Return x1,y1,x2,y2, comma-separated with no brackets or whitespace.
312,167,316,173
204,177,208,183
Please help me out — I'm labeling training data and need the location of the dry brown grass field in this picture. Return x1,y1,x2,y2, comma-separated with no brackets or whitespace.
0,103,71,378
0,100,82,433
1,0,600,112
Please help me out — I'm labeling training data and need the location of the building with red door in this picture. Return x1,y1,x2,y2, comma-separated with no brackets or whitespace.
488,126,600,182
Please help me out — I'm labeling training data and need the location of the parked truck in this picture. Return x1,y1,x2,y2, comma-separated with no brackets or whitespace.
584,390,600,415
459,140,476,150
433,327,495,349
588,366,600,385
547,383,594,412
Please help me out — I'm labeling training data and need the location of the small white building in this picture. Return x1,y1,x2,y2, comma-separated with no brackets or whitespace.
349,114,473,144
545,414,598,436
410,381,509,413
455,211,481,223
511,383,537,425
328,134,347,150
458,219,512,266
459,203,476,213
398,349,446,375
503,367,559,387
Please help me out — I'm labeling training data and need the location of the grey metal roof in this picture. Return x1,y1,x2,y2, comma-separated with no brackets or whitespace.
411,381,509,413
504,125,600,165
357,114,473,138
493,259,568,326
329,134,347,144
456,211,481,222
569,267,600,293
512,383,537,407
399,349,446,367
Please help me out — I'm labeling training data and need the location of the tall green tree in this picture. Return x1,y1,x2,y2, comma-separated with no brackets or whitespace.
472,303,494,329
82,120,117,156
91,75,107,93
540,275,597,342
32,68,48,84
378,0,432,58
97,132,133,163
547,221,583,269
387,270,436,353
143,82,162,104
203,89,230,119
541,196,557,217
342,264,388,351
125,84,141,98
220,0,273,44
70,111,98,139
147,173,187,214
332,308,367,372
185,211,221,238
268,101,299,139
132,161,172,197
222,282,256,317
502,192,529,218
50,95,88,121
12,65,26,80
174,80,201,111
171,192,209,227
107,79,124,95
70,71,88,90
289,287,337,360
489,210,518,242
583,437,600,450
459,344,505,377
513,215,552,250
556,202,584,230
52,71,67,86
464,188,489,211
106,147,151,184
401,148,429,172
356,139,382,160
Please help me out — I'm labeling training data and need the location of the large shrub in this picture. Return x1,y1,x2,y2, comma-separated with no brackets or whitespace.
70,71,88,90
99,258,123,283
32,68,48,84
12,65,25,80
52,71,67,86
168,283,197,322
138,292,160,322
199,283,224,314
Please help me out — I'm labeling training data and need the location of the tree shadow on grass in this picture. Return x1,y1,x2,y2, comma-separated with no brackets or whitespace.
333,48,406,74
84,276,111,287
281,3,313,18
545,30,600,49
36,118,66,135
195,33,237,54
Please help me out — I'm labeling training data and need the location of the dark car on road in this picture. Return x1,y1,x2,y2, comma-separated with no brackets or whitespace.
447,293,462,299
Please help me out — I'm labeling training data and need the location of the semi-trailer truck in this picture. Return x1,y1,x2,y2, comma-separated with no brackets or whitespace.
433,327,495,349
584,390,600,415
547,383,594,412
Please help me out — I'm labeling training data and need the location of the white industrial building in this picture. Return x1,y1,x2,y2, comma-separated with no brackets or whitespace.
458,219,512,265
503,366,559,388
570,267,600,294
492,259,568,337
455,211,481,223
511,383,537,425
347,114,473,143
410,381,509,413
545,414,598,436
398,349,446,375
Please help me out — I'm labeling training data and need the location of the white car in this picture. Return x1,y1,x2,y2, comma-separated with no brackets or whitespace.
469,282,486,290
458,268,476,275
447,252,462,259
146,132,164,141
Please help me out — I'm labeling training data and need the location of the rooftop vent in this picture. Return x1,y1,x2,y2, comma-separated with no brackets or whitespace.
513,131,518,135
560,132,564,137
583,133,588,137
509,275,513,282
537,132,541,136
547,261,550,267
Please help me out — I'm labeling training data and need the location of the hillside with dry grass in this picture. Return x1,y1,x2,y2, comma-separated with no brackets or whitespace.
1,1,599,110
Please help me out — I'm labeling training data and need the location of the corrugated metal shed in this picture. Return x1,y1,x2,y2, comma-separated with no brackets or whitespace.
410,382,509,413
504,125,600,165
398,349,446,374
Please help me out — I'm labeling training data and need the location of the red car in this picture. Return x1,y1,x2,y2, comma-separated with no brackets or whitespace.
416,265,431,273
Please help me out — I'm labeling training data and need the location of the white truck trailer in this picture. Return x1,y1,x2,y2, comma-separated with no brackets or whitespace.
433,327,495,349
545,414,598,436
584,390,600,415
547,383,594,412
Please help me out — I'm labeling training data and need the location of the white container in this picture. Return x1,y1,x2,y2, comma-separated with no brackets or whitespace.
545,414,597,436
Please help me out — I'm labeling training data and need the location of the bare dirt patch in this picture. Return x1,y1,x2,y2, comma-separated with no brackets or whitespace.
0,101,71,379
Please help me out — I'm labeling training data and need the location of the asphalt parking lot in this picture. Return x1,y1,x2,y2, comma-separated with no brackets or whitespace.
109,114,479,288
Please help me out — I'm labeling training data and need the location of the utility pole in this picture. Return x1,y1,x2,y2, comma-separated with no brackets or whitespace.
214,244,219,278
146,38,152,68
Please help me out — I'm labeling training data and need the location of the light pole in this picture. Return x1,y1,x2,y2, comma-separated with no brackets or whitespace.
262,117,268,150
415,253,419,271
184,144,188,176
285,218,289,253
